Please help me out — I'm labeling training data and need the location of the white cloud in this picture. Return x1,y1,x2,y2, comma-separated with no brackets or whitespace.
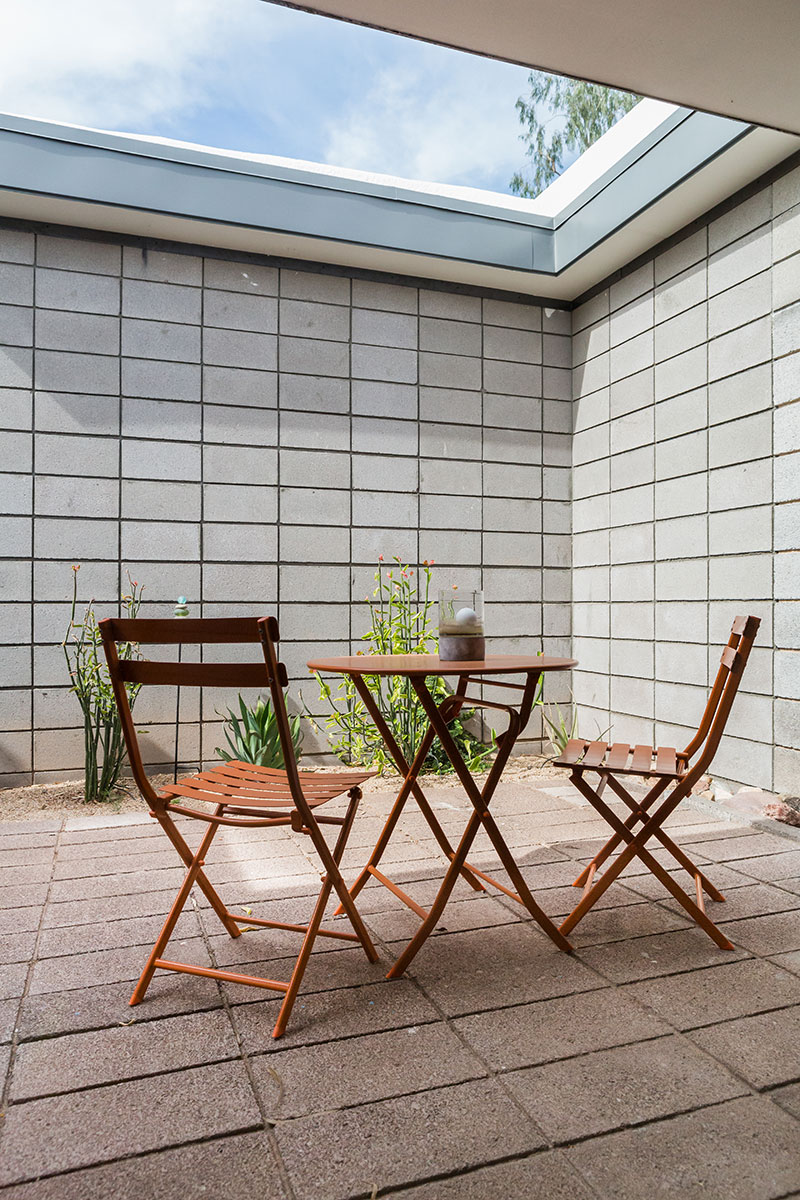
0,1,531,193
322,47,529,189
0,0,288,131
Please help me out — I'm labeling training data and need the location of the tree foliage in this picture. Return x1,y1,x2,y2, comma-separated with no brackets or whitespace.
510,73,640,198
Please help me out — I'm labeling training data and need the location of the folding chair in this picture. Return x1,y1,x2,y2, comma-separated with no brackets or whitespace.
553,616,760,949
99,615,378,1038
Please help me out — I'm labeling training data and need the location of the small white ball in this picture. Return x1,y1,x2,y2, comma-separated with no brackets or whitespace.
454,606,481,631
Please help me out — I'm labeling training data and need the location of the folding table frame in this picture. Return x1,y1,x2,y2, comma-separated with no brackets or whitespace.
100,615,378,1039
554,615,761,949
307,653,578,976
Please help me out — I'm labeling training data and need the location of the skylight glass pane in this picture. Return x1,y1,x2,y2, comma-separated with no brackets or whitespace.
1,0,639,197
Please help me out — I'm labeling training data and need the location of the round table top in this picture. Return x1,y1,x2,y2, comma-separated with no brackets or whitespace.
307,653,578,677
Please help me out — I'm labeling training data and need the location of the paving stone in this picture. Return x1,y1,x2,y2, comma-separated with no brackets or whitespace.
11,1007,240,1100
407,923,602,1016
53,847,183,879
0,996,19,1042
531,881,646,917
0,931,37,964
28,936,210,994
579,928,748,983
623,957,800,1028
42,888,184,928
0,962,28,1001
506,1033,746,1142
251,1022,485,1119
275,1078,543,1200
772,949,800,976
0,904,42,935
17,971,222,1041
621,861,751,900
689,1006,800,1088
233,979,438,1052
565,1096,800,1200
0,820,61,836
0,1131,287,1200
371,893,521,944
771,1082,800,1121
37,910,200,959
567,900,693,947
454,986,668,1070
0,832,58,850
0,864,52,888
730,850,800,882
221,944,387,1007
680,882,800,921
697,833,799,861
518,858,594,889
48,865,184,903
0,1060,260,1185
390,1150,595,1199
0,845,56,867
719,911,800,955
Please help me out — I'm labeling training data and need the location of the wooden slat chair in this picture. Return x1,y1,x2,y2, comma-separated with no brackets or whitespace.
99,615,378,1038
553,616,760,949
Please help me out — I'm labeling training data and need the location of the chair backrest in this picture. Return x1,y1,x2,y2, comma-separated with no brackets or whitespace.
682,615,760,781
99,615,296,807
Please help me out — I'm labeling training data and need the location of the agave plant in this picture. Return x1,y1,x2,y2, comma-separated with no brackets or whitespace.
541,691,611,759
541,695,579,757
216,694,303,769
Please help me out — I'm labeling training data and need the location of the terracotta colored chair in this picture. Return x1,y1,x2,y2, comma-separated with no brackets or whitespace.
553,616,760,949
100,614,378,1038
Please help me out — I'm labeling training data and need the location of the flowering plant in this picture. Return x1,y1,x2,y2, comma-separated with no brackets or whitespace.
62,567,144,802
308,557,494,774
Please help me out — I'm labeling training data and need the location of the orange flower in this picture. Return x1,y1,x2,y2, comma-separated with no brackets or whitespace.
378,554,384,561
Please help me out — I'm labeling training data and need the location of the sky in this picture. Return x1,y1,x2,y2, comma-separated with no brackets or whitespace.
0,0,542,195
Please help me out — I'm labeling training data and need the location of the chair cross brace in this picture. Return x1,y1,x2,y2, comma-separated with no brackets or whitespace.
559,769,733,949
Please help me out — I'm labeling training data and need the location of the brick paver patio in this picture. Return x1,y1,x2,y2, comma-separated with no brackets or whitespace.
1,778,799,1199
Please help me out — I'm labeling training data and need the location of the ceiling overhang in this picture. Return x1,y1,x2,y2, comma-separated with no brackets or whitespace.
271,0,800,136
0,112,796,302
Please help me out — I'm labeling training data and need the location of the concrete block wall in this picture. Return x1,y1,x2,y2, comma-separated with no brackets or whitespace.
571,164,800,792
0,223,572,784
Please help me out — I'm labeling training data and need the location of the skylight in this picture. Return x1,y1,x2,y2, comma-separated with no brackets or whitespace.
2,0,637,199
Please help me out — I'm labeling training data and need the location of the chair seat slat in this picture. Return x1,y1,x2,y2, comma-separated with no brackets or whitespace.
631,744,655,773
655,746,678,775
582,741,608,767
606,743,631,770
561,739,588,764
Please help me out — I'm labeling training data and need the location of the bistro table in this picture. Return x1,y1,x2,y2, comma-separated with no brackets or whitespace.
306,652,578,977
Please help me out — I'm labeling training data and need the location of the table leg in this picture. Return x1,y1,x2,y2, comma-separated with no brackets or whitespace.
332,673,486,918
387,673,572,977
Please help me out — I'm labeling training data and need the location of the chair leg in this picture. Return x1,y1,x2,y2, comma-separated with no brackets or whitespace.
303,793,379,966
272,790,377,1038
130,819,220,1006
272,876,334,1038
